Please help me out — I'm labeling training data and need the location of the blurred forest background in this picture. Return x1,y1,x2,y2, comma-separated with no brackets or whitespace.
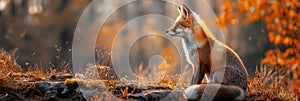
0,0,266,74
0,0,299,92
0,0,91,70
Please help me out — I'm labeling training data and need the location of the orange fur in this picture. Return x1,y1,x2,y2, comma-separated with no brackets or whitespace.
166,4,248,100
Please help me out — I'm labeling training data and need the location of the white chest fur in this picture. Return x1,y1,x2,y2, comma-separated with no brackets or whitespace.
181,34,199,76
182,39,194,66
181,29,210,82
181,33,199,63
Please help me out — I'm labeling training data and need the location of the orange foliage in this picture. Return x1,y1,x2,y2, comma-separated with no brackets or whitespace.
157,72,178,89
96,21,124,48
219,0,300,93
219,0,239,29
158,60,170,71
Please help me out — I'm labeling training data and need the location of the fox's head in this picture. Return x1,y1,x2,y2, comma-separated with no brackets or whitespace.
166,4,209,42
166,4,197,37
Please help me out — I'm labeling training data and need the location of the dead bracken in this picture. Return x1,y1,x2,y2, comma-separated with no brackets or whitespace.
0,49,299,100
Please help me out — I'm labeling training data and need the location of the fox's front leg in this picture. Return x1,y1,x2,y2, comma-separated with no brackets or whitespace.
191,63,207,84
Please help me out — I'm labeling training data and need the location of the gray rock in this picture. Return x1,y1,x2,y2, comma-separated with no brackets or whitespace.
35,81,68,96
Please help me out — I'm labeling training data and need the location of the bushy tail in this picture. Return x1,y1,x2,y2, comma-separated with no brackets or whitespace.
184,84,245,101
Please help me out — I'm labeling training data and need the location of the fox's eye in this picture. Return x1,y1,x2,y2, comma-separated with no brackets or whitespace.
177,23,184,27
177,22,189,28
177,23,188,28
183,22,191,27
182,23,189,27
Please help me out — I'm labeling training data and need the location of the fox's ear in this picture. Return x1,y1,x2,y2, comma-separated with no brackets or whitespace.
177,6,182,15
180,4,192,18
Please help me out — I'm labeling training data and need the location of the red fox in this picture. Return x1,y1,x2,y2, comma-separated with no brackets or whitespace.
166,4,248,100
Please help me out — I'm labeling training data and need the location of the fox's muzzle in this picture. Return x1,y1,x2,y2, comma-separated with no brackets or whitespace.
166,28,185,37
166,30,177,36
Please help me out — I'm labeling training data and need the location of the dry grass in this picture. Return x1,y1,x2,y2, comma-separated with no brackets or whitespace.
0,49,299,100
0,50,84,100
0,49,22,75
247,65,299,100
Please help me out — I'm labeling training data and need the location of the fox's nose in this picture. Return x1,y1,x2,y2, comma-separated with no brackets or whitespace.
166,30,170,33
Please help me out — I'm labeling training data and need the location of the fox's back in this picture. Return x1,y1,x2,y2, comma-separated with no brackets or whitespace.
207,39,248,90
